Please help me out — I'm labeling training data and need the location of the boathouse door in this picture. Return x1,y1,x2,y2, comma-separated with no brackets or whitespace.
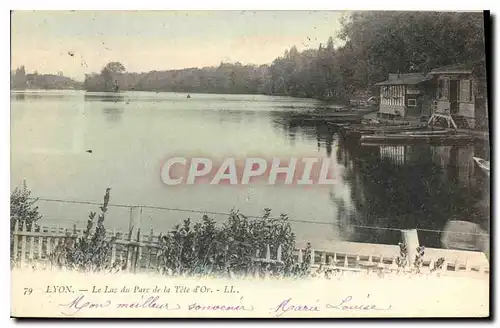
449,80,459,114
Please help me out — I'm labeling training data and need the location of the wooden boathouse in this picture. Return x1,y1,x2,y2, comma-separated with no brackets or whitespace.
427,60,488,130
375,73,434,119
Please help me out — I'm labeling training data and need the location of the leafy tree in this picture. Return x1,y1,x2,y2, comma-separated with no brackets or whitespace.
338,11,485,88
10,181,42,232
10,66,27,90
103,62,126,74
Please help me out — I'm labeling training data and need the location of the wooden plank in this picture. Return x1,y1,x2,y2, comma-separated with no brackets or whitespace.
20,223,27,267
11,231,75,238
13,221,19,262
297,249,303,263
37,235,43,260
109,229,116,268
46,237,52,259
28,227,35,261
136,230,142,273
146,229,153,269
442,260,448,273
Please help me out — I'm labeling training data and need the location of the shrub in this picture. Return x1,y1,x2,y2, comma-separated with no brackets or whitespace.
51,188,116,272
157,208,296,277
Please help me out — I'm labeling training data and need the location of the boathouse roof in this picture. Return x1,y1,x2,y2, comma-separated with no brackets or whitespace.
428,63,474,75
428,59,486,75
375,73,432,86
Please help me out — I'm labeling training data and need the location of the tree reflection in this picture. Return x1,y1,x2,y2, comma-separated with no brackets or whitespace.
270,111,489,248
336,142,490,247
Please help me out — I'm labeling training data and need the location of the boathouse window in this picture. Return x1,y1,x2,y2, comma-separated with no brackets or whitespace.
438,78,449,99
407,99,417,107
460,79,472,102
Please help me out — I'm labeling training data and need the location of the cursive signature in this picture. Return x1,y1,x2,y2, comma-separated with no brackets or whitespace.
271,298,321,317
326,295,392,311
59,294,111,316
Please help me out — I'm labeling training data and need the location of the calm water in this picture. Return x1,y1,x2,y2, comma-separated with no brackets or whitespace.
11,90,490,247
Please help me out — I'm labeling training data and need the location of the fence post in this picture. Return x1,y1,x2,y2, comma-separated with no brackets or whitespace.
428,259,435,273
441,260,448,273
391,257,397,270
146,229,153,270
254,249,260,279
28,225,35,262
129,206,142,240
126,227,133,272
46,234,52,262
20,222,27,267
126,207,142,272
37,229,43,260
13,220,19,263
135,229,142,273
401,229,420,269
264,245,271,279
109,228,116,269
297,249,303,264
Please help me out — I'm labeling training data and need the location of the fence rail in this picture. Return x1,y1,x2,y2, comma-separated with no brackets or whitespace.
11,219,489,277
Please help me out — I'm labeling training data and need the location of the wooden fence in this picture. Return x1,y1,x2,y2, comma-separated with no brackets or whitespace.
10,220,490,277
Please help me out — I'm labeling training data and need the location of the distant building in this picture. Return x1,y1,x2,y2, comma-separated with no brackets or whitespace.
374,73,434,119
427,60,488,129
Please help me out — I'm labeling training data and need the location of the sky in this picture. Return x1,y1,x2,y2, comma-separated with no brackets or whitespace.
11,11,347,81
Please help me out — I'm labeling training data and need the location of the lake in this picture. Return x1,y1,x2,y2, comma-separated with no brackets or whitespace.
10,90,490,248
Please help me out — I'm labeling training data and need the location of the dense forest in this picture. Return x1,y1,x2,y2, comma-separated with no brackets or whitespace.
12,12,486,102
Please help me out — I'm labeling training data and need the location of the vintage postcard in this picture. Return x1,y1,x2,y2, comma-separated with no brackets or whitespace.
10,10,490,318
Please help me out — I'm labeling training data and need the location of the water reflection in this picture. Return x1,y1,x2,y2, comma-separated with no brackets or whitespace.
84,93,126,103
270,111,336,157
271,112,490,249
102,107,124,123
339,142,489,247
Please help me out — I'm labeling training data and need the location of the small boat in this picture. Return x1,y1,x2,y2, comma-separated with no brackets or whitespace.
360,133,474,144
473,157,490,176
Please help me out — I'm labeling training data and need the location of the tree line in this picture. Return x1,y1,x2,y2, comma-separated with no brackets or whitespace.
13,12,486,103
10,66,82,90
